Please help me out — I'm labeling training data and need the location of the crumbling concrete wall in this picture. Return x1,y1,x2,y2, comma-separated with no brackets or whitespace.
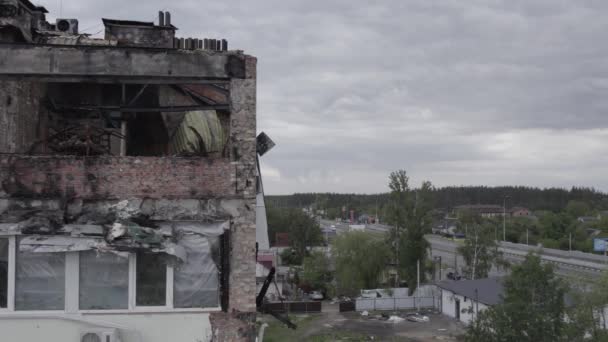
105,25,175,48
228,55,258,312
202,55,258,342
0,81,47,153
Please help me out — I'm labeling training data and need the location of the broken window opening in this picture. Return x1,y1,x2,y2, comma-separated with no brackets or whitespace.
136,253,167,307
17,83,232,157
0,239,7,308
15,239,65,311
79,251,129,310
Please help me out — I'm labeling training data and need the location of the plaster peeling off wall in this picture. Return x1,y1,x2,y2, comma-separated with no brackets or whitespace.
0,81,47,153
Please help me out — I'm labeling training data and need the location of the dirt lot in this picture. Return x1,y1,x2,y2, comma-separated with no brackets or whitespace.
260,303,465,342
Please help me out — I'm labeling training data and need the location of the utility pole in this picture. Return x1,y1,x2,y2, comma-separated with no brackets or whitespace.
569,233,572,252
475,288,479,320
526,228,529,246
472,226,478,280
503,195,510,242
416,259,420,293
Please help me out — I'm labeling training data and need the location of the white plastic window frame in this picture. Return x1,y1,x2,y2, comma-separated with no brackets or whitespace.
0,236,220,315
0,236,15,312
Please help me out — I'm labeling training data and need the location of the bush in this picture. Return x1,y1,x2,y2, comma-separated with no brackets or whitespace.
280,248,303,265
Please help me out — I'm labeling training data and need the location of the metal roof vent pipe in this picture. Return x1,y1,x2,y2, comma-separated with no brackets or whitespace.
165,12,171,27
158,11,165,26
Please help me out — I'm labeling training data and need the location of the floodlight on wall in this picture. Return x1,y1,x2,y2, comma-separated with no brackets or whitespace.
256,132,275,157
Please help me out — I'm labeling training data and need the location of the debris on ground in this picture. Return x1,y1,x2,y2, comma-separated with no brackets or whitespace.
406,314,430,323
388,316,405,323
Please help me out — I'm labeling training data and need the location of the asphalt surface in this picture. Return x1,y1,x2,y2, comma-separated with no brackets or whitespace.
320,219,607,281
428,235,606,280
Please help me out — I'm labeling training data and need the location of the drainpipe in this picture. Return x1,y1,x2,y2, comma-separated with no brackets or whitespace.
120,84,127,156
257,323,269,342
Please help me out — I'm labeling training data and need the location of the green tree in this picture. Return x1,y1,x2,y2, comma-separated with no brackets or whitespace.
386,170,434,294
280,248,303,266
457,221,506,280
566,273,608,341
300,251,332,293
565,200,591,218
539,212,574,241
465,254,568,342
286,209,323,259
267,207,323,260
266,205,286,246
333,231,390,297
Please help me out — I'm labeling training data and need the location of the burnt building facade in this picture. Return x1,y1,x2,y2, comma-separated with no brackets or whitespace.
0,1,257,341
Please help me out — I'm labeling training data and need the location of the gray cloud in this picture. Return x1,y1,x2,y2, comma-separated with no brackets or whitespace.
37,0,608,193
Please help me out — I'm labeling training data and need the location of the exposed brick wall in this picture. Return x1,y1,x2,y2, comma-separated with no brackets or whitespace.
0,155,236,200
228,55,258,316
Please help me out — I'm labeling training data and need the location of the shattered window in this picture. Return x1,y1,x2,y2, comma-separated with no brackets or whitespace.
0,239,7,308
79,251,129,310
15,243,65,311
136,253,166,306
174,235,220,308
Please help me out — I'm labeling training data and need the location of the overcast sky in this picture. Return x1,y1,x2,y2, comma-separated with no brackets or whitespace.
39,0,608,194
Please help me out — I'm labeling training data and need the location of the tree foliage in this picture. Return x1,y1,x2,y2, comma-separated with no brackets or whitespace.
280,248,302,266
267,206,323,261
386,170,434,294
267,186,608,215
465,254,568,342
566,273,608,341
300,251,332,293
457,216,507,280
332,231,390,297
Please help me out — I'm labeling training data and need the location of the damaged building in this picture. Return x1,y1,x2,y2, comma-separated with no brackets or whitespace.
0,1,259,341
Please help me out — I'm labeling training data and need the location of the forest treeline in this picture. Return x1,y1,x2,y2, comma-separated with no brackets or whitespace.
266,186,608,216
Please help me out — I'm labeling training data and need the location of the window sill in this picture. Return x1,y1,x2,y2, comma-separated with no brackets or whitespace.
80,307,222,314
0,307,222,318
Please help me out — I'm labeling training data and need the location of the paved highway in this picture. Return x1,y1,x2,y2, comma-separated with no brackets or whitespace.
319,219,607,281
427,235,607,281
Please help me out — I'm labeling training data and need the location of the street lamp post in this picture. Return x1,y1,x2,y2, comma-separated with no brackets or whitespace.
503,195,510,242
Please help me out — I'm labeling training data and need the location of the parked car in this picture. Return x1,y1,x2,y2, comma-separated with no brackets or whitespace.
447,272,462,280
310,291,324,300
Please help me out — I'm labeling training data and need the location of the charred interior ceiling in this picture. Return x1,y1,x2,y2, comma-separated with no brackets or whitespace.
0,1,258,341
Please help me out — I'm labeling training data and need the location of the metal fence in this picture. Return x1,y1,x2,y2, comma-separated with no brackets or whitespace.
355,296,439,312
339,301,356,312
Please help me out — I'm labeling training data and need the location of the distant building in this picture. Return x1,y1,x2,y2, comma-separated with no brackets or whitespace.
454,205,531,219
578,216,599,224
438,277,574,326
437,278,503,325
455,205,505,218
274,232,291,247
510,207,531,217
